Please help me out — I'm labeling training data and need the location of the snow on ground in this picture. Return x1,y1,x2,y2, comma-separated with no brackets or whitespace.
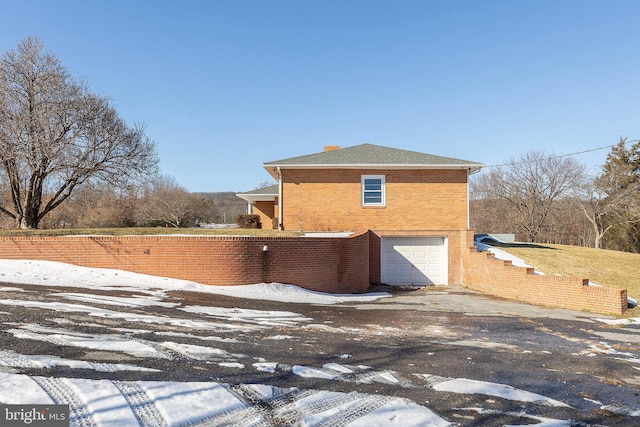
0,298,261,332
254,361,572,408
55,292,180,308
0,372,451,427
0,350,160,373
429,378,570,408
179,305,312,327
596,317,640,326
0,259,390,304
5,324,171,359
474,241,540,271
0,337,587,425
192,282,392,304
453,408,575,427
0,368,451,426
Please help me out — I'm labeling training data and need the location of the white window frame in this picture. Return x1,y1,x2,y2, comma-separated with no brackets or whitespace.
361,175,385,206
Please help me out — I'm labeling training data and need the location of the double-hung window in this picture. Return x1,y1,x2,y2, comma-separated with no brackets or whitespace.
361,175,385,206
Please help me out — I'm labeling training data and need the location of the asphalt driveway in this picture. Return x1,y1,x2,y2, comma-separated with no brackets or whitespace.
1,280,639,426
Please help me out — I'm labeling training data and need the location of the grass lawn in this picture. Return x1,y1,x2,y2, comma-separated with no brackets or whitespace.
0,227,303,238
497,243,639,316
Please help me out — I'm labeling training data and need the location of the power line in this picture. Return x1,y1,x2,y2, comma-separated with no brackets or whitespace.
484,138,639,169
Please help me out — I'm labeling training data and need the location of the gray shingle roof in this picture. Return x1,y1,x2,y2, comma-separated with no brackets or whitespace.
238,184,278,195
263,143,483,168
236,184,278,201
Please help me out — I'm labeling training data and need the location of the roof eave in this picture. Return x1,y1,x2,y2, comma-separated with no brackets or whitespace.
235,193,278,202
263,163,484,178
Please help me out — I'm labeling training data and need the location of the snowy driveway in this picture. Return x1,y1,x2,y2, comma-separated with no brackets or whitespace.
0,260,639,426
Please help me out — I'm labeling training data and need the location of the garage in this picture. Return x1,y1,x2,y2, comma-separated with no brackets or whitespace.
380,237,447,286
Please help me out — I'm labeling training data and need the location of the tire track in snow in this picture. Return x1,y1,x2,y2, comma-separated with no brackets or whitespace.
191,404,267,427
234,384,322,425
32,376,98,427
222,384,313,426
112,380,168,427
216,384,367,426
220,384,399,427
313,394,397,427
0,350,41,369
278,390,369,424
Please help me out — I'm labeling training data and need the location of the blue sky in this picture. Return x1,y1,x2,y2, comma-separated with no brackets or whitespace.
2,0,640,192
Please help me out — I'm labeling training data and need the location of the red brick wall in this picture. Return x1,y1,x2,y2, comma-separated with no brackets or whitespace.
3,233,624,314
462,246,628,315
0,233,370,294
280,168,469,231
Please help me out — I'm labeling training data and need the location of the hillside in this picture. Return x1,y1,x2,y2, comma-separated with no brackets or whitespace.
498,243,639,312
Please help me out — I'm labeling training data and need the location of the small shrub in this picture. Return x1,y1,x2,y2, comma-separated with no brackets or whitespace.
235,214,262,229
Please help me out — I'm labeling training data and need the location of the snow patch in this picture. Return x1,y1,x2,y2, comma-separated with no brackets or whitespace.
432,378,570,407
0,350,160,373
160,342,244,361
474,241,542,272
179,305,311,326
0,259,390,304
253,362,278,373
5,324,171,359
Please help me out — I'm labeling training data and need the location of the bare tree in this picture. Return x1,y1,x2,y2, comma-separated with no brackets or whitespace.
0,37,157,229
469,198,516,235
192,192,247,224
573,176,639,249
255,181,275,189
135,175,214,228
471,151,585,242
43,182,139,229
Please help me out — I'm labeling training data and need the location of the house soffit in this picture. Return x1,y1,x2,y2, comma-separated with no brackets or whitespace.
236,184,278,202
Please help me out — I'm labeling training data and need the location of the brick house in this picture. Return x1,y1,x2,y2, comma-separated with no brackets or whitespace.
238,143,484,286
0,142,625,313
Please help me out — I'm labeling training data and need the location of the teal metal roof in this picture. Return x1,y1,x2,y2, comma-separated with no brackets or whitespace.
264,143,483,168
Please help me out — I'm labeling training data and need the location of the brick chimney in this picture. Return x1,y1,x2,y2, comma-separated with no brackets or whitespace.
324,145,340,152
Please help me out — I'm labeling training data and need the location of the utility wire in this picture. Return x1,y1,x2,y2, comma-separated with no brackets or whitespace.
483,138,639,169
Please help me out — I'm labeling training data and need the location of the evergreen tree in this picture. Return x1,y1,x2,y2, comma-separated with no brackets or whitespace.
597,138,640,252
600,138,640,191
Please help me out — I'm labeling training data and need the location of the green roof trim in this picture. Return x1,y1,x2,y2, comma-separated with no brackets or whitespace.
264,143,483,168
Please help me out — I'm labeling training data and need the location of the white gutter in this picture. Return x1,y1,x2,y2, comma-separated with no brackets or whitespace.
467,177,470,229
277,167,283,231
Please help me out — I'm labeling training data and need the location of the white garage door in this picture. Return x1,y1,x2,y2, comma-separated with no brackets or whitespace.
381,237,447,286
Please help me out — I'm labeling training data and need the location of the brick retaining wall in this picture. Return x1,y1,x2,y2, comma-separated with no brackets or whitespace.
0,233,629,314
0,232,371,294
462,246,628,315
